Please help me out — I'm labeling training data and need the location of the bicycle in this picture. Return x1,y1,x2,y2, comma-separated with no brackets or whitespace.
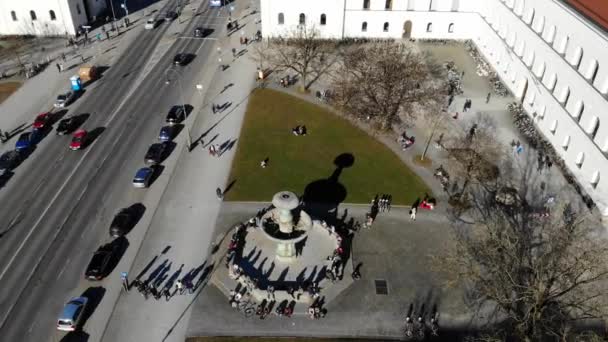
237,300,256,317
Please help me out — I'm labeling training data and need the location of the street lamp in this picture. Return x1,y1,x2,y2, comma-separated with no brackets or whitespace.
164,68,192,150
109,0,117,30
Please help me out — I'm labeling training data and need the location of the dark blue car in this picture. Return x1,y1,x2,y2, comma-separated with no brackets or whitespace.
158,126,175,142
15,130,43,151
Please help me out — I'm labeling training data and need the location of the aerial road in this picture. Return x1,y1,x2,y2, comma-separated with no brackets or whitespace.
0,0,226,340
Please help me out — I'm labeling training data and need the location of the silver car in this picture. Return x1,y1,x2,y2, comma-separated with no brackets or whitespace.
54,91,76,108
57,296,88,331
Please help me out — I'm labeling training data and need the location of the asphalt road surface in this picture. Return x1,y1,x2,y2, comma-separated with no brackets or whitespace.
0,0,226,340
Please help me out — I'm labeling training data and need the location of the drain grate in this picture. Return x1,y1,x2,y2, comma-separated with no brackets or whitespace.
375,279,388,295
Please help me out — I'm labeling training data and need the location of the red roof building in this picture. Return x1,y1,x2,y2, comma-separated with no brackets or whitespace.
565,0,608,31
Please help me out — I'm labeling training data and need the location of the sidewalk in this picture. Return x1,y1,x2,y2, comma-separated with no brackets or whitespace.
100,1,263,341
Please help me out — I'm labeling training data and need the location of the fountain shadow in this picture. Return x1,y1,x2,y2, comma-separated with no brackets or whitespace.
302,153,354,224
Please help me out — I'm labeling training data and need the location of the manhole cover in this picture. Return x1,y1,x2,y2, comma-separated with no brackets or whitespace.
375,279,388,295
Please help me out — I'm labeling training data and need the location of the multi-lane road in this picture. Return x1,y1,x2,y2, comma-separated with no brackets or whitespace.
0,0,227,340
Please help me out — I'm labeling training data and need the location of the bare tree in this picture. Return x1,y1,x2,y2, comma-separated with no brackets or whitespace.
438,158,608,341
331,42,445,131
266,26,337,91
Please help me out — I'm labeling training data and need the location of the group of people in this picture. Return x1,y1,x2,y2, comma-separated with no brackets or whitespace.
374,194,393,213
279,75,293,87
292,125,307,136
463,98,473,112
208,144,223,157
326,252,343,283
308,297,327,319
398,132,415,150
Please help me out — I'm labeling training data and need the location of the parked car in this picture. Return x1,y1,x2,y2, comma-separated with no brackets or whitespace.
109,208,135,237
165,106,185,125
33,112,51,129
54,91,77,108
194,27,204,37
144,142,168,165
69,129,87,150
133,167,154,188
0,150,21,177
158,125,176,142
165,10,178,21
173,53,191,66
84,242,120,280
15,131,41,151
144,18,160,29
57,297,88,331
56,117,78,135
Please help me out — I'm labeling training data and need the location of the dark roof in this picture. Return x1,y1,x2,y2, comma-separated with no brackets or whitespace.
564,0,608,32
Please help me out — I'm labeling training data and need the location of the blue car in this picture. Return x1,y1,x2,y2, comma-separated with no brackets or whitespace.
132,167,154,188
158,126,175,142
15,130,43,151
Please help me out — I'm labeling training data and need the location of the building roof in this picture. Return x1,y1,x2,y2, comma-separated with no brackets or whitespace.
565,0,608,31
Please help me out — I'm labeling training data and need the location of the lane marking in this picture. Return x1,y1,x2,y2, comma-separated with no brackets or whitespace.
56,258,70,279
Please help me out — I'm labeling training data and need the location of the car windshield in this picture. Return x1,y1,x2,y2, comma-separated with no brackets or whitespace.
57,95,67,101
58,319,72,326
147,19,155,23
72,136,82,143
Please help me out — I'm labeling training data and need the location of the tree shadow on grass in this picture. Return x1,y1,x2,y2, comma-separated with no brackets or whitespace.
302,153,353,222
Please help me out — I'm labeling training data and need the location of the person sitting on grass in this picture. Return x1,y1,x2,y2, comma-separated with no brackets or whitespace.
260,157,269,168
292,126,301,135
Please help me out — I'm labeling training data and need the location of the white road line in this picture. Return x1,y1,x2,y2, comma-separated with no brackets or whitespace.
56,258,70,279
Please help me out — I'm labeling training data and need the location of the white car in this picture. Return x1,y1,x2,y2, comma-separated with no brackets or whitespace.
145,18,159,30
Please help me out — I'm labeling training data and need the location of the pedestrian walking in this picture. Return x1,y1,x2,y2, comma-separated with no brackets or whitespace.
448,95,454,106
176,280,184,294
211,103,217,114
409,207,417,221
61,53,66,62
81,55,85,63
56,63,61,72
232,48,237,58
216,187,224,200
486,92,491,103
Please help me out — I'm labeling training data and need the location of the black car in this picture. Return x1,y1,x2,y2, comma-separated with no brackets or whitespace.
144,142,168,165
84,242,120,280
56,117,78,135
165,10,178,21
173,53,191,66
109,208,135,237
0,150,21,177
166,106,185,125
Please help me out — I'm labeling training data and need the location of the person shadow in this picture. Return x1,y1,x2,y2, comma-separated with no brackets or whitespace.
302,153,353,223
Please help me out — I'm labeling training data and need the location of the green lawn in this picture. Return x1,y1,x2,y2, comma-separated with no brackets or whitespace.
224,89,430,205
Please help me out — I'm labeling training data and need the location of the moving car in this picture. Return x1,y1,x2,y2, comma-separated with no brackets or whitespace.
110,208,135,237
56,117,78,135
144,18,160,30
33,112,51,129
57,297,88,331
165,105,185,125
133,167,154,188
165,10,178,20
54,91,77,108
144,142,168,165
173,53,190,66
84,242,120,280
0,150,21,177
158,125,176,142
69,129,87,150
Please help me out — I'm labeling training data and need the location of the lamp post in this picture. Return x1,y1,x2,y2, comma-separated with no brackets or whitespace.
109,0,117,30
165,68,192,150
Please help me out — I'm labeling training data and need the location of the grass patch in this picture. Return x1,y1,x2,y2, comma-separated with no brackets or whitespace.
0,81,21,104
224,89,430,205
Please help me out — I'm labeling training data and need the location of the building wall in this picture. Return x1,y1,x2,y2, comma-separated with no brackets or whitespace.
0,0,105,36
261,0,608,216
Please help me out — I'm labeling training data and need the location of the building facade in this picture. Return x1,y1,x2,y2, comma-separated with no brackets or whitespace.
0,0,107,36
260,0,608,217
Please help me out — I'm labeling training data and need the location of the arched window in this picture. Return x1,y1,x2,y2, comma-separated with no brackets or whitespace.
525,7,535,25
10,11,17,21
572,101,584,121
562,135,570,150
278,13,284,25
591,171,600,188
385,0,392,10
361,21,368,32
426,22,433,32
383,22,389,32
299,13,305,25
558,86,570,105
586,59,599,83
320,14,326,25
570,46,583,69
545,72,557,91
557,34,569,54
30,10,37,21
49,10,56,20
448,23,454,33
545,25,556,43
534,15,544,33
550,120,558,134
575,152,585,168
363,0,370,9
587,116,600,139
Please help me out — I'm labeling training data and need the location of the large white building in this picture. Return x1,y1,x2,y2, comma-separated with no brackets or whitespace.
261,0,608,218
0,0,107,36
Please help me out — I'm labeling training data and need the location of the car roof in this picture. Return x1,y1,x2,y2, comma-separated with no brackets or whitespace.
74,129,86,136
135,167,152,177
36,112,49,118
60,297,87,319
19,132,31,139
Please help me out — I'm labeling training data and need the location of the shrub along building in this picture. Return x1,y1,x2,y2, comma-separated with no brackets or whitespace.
260,0,608,219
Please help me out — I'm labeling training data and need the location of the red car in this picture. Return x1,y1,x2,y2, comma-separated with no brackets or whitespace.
69,129,87,150
33,112,51,129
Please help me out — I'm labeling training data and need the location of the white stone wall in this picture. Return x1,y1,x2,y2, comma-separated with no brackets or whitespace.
0,0,105,36
261,0,608,216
